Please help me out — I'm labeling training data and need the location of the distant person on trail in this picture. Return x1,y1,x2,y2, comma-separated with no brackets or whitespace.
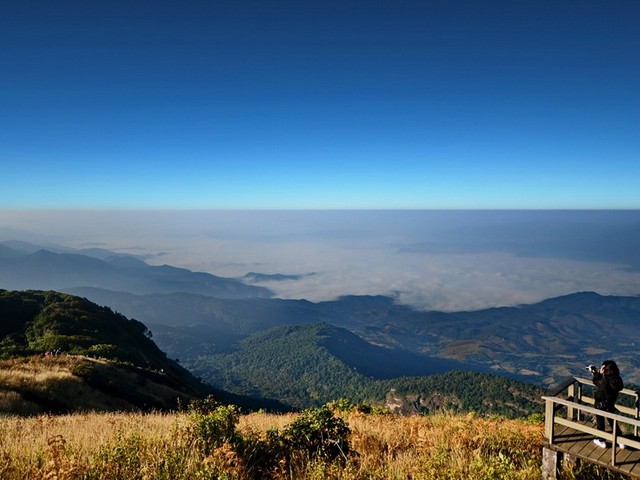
589,360,624,449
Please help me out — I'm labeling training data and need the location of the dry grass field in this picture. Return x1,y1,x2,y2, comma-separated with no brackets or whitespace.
0,355,204,415
0,407,552,480
1,405,626,479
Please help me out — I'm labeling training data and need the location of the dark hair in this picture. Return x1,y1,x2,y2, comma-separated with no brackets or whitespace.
601,359,620,376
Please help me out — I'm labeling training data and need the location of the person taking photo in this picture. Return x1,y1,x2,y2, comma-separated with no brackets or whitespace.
590,360,625,449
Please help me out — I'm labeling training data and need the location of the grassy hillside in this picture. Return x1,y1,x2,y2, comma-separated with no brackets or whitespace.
186,323,544,416
0,355,201,414
0,289,213,413
3,404,625,479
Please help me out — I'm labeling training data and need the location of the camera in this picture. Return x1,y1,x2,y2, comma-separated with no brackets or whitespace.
586,365,597,373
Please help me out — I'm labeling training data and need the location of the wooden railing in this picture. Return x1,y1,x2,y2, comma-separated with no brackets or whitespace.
543,376,640,466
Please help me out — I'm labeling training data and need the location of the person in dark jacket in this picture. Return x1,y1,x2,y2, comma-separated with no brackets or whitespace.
590,360,624,448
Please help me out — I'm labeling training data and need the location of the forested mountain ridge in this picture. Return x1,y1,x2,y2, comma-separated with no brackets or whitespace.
184,323,543,417
4,241,639,386
2,240,639,411
0,289,213,413
0,290,543,417
81,284,640,386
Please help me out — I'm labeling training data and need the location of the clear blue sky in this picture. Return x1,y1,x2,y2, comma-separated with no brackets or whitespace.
1,1,639,209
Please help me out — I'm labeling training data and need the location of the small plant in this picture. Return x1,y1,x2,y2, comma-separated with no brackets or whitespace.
280,405,351,462
188,395,220,415
189,399,241,455
38,435,83,480
327,397,356,413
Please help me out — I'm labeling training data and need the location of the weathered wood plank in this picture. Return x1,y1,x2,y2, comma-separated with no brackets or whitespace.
543,379,640,478
549,424,640,478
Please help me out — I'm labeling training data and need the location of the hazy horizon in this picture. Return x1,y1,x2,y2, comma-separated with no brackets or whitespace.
2,3,639,309
1,209,639,312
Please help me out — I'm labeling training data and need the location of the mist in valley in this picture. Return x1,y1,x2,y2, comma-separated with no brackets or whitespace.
2,209,638,312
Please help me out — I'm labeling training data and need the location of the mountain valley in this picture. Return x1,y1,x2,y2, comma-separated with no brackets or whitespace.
1,241,638,415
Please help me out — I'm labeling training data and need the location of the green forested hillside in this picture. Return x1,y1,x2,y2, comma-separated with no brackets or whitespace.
1,289,166,367
71,284,640,387
191,324,372,407
186,323,544,417
0,289,213,413
0,290,545,417
379,370,543,418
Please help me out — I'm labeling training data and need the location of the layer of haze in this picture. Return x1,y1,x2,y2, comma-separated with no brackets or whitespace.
1,210,639,311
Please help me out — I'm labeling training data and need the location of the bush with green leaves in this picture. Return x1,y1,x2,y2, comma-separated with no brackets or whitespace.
185,400,352,479
279,405,351,463
189,400,241,455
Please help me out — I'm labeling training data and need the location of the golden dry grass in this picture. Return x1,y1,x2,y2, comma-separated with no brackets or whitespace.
0,356,88,415
0,356,77,391
0,411,186,478
0,409,547,480
0,355,198,415
344,412,544,479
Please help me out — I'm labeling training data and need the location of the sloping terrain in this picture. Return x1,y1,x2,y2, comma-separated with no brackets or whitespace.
0,354,198,414
184,323,543,416
77,285,640,386
2,241,638,412
0,244,271,298
0,289,213,413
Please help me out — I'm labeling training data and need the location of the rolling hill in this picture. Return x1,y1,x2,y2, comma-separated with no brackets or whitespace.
184,322,543,416
0,290,294,414
0,289,544,417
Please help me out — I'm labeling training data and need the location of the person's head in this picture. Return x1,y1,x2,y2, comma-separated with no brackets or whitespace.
601,359,620,376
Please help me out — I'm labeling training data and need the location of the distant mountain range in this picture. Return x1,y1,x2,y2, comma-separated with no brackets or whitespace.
0,241,271,298
65,286,640,387
1,240,639,410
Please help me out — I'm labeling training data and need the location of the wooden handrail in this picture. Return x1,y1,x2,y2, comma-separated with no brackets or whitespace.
556,376,640,435
546,376,579,397
572,376,640,399
543,395,640,466
543,396,640,428
544,376,640,468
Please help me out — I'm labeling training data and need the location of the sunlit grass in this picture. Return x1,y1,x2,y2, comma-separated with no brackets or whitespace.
0,408,552,480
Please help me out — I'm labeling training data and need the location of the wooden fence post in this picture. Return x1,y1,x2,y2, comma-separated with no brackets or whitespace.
545,397,555,443
542,447,560,480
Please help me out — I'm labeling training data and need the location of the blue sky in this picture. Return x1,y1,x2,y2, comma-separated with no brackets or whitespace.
1,1,639,209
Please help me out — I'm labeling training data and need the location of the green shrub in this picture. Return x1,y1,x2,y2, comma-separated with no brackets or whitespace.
0,336,26,359
184,400,353,479
188,394,220,415
86,343,120,358
280,405,350,462
190,400,241,455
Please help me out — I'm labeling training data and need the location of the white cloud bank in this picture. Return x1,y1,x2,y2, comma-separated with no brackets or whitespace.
1,210,639,311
